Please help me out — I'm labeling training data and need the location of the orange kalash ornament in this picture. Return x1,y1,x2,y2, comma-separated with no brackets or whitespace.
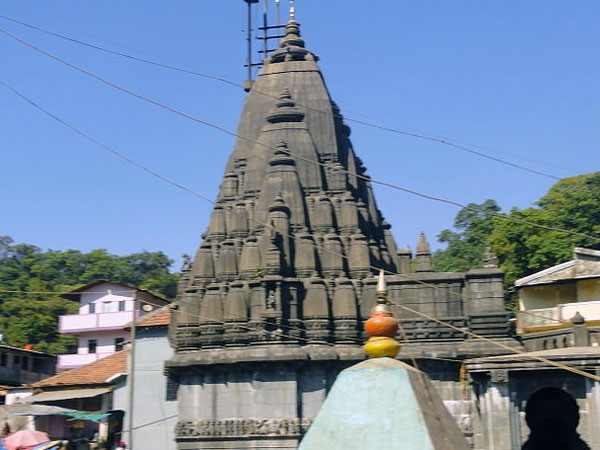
363,270,401,358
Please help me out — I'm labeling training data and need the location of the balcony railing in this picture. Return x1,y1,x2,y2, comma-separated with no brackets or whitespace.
59,311,139,333
517,299,600,333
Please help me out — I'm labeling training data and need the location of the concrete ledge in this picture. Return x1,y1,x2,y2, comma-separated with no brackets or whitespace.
166,344,365,367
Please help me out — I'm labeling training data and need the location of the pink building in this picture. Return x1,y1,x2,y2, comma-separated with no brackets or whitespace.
57,280,169,371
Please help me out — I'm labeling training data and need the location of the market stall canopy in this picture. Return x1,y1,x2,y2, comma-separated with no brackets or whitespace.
2,404,76,416
2,403,109,422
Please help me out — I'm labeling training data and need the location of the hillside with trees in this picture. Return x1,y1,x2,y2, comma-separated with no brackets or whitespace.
434,171,600,286
0,237,179,354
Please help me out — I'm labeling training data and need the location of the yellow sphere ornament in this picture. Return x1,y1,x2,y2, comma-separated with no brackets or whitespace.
364,336,401,358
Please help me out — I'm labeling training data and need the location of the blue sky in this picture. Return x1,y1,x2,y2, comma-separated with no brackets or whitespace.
1,1,598,269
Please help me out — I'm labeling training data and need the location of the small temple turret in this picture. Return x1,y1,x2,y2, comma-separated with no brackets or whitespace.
396,247,412,273
415,231,433,272
483,245,499,268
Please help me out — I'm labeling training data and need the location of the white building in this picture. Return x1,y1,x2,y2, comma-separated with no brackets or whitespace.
57,280,169,371
516,248,600,335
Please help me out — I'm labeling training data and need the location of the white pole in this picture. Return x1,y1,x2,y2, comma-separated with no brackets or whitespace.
127,291,137,449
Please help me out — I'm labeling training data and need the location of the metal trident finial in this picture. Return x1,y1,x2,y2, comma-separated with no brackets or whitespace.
289,0,295,20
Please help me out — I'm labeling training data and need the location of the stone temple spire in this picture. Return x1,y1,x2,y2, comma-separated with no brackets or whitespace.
167,12,520,450
170,12,402,352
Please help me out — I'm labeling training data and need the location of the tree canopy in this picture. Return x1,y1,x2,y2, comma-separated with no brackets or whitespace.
490,171,600,285
433,199,500,272
434,172,600,286
0,237,179,354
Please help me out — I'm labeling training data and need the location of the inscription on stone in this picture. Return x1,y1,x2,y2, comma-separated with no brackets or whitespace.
175,418,312,439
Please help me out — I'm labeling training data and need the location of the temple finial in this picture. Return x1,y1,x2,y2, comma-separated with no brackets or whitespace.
375,269,387,302
363,270,400,359
289,0,295,20
483,245,499,268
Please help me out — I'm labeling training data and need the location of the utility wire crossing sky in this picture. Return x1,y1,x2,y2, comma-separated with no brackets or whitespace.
1,1,598,264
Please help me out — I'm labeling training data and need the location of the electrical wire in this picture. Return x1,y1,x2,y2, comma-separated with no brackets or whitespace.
57,289,600,386
0,289,147,295
1,27,598,244
390,301,600,382
0,13,568,181
2,77,597,382
3,10,595,435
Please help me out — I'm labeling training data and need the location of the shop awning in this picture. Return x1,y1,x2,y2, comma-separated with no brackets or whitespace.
2,404,109,421
24,387,112,403
3,404,77,416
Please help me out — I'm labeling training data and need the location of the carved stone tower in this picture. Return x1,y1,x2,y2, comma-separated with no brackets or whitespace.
167,13,520,450
171,17,396,355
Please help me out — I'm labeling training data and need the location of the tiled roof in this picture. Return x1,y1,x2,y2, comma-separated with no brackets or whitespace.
32,351,127,388
136,308,170,327
125,306,171,329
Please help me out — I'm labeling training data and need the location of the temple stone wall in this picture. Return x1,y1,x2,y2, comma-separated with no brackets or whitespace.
170,358,485,449
174,361,345,450
468,368,600,450
168,14,523,450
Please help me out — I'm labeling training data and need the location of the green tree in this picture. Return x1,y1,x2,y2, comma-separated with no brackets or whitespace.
0,237,179,354
433,172,600,287
490,171,600,285
433,199,501,272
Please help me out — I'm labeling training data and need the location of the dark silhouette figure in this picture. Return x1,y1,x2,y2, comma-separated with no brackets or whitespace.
522,387,590,450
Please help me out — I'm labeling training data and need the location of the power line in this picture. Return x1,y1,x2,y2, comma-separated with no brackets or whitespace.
0,80,215,206
0,288,139,295
0,76,591,343
3,12,598,427
0,5,210,72
2,69,598,382
338,108,579,176
2,28,597,244
129,414,178,432
0,14,567,181
8,283,600,384
0,14,240,88
390,301,600,382
0,77,580,328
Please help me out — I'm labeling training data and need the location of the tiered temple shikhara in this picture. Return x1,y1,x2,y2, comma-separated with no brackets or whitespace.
166,5,544,450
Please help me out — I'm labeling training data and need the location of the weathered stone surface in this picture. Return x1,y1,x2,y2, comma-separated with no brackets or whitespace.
168,16,521,450
467,348,600,449
297,358,470,450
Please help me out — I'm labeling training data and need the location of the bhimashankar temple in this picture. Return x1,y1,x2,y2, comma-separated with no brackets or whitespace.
166,5,600,449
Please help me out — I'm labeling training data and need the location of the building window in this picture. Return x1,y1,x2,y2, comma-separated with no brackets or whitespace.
102,301,112,313
88,339,97,354
0,353,7,367
166,378,179,402
89,303,96,314
13,355,20,368
118,300,125,312
22,357,29,370
115,337,125,351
